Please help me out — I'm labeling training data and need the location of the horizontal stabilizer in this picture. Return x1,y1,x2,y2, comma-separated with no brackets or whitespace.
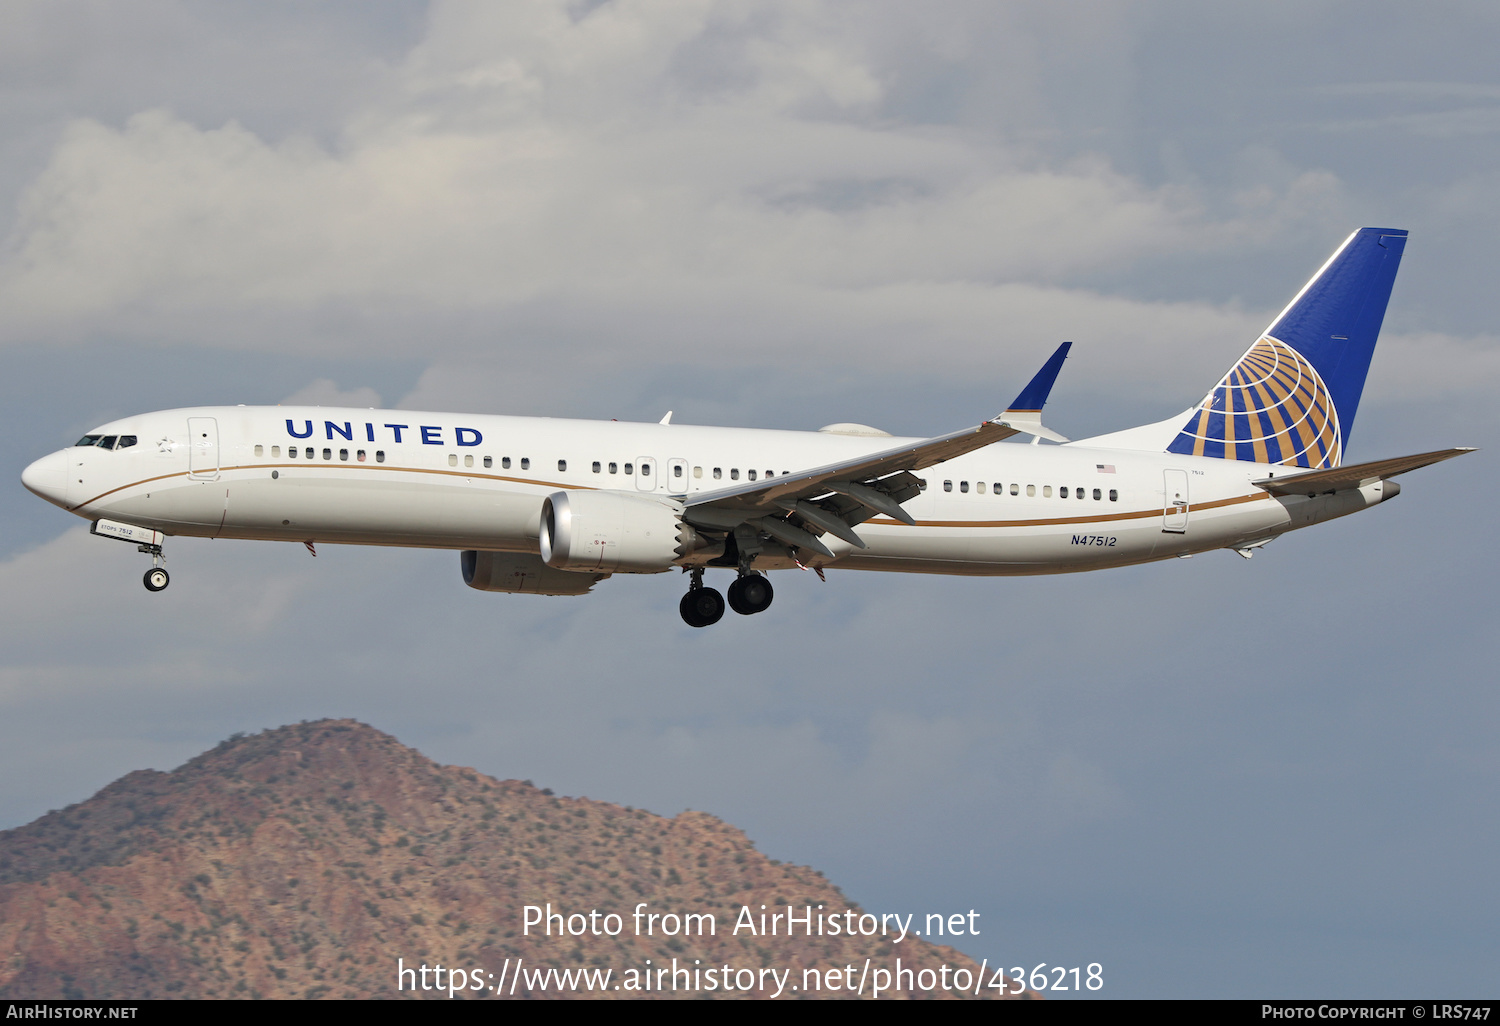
1000,341,1071,442
1253,447,1475,495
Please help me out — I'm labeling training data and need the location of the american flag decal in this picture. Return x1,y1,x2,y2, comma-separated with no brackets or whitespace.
1096,464,1116,474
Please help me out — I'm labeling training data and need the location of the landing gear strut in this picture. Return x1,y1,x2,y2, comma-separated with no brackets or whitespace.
679,568,725,628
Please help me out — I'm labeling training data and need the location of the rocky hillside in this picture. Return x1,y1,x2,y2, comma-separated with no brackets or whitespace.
0,720,1025,1000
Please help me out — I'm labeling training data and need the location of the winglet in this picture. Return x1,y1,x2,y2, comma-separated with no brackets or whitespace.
999,342,1071,442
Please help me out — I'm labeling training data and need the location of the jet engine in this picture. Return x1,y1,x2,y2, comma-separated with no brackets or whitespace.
461,550,606,595
539,490,699,573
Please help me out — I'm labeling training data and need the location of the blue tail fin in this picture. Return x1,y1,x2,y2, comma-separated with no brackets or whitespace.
1167,228,1407,468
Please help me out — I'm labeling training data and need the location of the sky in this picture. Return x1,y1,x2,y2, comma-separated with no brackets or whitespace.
2,0,1497,999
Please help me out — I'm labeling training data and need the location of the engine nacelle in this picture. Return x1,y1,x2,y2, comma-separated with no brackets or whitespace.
461,550,605,595
539,490,698,573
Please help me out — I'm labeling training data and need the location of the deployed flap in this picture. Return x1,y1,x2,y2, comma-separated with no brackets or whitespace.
1000,341,1071,442
1253,447,1474,495
686,420,1017,521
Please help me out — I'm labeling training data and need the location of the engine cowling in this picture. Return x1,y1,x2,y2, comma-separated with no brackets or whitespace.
461,550,605,595
539,490,698,573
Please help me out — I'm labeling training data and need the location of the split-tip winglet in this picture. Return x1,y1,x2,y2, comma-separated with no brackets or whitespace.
999,341,1071,442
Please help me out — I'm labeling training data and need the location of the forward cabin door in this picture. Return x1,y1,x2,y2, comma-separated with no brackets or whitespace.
1163,469,1189,533
187,417,220,480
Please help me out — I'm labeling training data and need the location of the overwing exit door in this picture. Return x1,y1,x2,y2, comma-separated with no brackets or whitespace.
635,457,657,491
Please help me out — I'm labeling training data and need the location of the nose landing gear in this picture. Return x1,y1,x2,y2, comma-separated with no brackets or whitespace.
140,541,169,592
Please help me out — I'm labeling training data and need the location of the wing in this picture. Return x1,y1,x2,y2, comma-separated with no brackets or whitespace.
682,419,1018,558
1252,447,1475,496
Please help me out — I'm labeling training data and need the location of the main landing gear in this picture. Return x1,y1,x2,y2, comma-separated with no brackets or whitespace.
727,573,773,616
679,567,773,627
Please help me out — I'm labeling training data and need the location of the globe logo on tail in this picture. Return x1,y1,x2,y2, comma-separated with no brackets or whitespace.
1170,336,1342,469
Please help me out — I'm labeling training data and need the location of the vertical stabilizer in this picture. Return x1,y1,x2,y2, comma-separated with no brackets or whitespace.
1167,228,1407,468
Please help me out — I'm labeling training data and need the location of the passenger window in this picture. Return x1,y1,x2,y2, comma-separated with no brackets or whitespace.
609,462,618,474
943,480,953,492
641,462,651,475
1059,486,1068,498
765,470,774,478
289,447,298,459
1093,488,1102,500
976,481,986,494
1043,485,1052,497
117,436,137,449
520,458,530,470
917,478,927,491
593,461,601,473
359,450,368,462
960,481,969,493
1010,483,1019,496
748,469,757,482
376,450,385,463
271,446,280,457
483,455,492,468
1078,487,1085,499
464,454,473,468
502,457,511,469
730,469,739,480
673,464,683,478
1109,489,1118,502
694,466,702,478
338,449,348,461
624,462,633,475
558,460,567,472
713,468,722,479
100,436,118,449
323,448,332,460
447,453,457,466
1026,484,1035,497
254,444,264,457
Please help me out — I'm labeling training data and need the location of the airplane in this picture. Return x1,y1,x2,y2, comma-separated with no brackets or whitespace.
21,227,1473,627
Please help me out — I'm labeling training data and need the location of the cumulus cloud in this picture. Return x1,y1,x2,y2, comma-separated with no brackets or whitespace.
0,0,1408,405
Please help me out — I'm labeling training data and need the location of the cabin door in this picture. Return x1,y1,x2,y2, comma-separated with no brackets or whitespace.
1163,469,1189,533
187,417,220,480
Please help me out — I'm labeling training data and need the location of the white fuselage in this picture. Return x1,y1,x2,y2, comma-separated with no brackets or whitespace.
23,405,1391,578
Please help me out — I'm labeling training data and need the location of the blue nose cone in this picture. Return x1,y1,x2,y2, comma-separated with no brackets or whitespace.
21,450,69,508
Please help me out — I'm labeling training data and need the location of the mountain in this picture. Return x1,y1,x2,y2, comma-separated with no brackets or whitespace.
0,720,1026,1000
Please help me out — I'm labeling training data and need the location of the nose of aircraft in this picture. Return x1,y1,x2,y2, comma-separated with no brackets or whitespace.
21,450,69,507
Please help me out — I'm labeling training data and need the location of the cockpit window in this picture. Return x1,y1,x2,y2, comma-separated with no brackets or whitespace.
99,436,118,449
117,435,137,449
75,435,102,447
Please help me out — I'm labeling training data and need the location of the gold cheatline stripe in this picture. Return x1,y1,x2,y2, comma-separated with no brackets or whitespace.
75,464,1272,532
872,491,1266,529
69,462,598,511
